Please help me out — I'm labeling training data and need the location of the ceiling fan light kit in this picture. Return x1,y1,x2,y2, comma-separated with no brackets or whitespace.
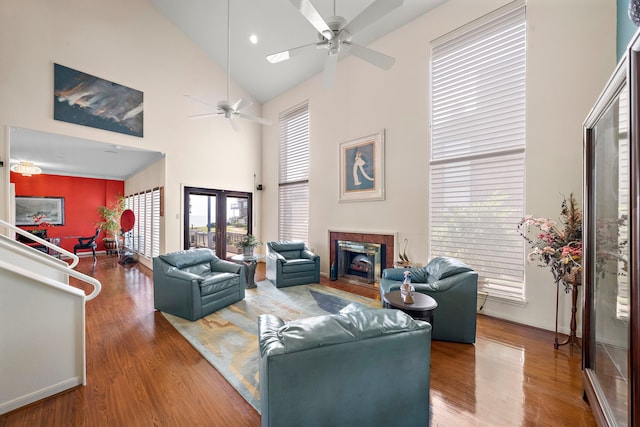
267,0,404,87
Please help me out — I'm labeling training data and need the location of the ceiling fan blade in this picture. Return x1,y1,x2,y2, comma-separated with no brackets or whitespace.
289,0,333,40
231,98,252,112
345,42,396,70
237,113,273,126
188,112,221,119
343,0,404,37
228,117,240,132
184,94,216,109
323,53,338,88
267,42,325,63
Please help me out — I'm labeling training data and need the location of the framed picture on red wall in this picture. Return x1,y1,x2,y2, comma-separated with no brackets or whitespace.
15,196,65,226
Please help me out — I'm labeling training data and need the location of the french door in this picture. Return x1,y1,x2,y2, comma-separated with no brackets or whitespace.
183,186,252,260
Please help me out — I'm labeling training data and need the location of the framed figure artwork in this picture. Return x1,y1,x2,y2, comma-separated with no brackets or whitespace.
339,130,385,202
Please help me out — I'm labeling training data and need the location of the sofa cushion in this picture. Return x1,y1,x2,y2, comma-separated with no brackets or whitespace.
200,272,240,297
281,258,317,272
279,250,302,259
275,309,428,354
182,263,212,277
426,256,473,280
339,302,371,314
159,248,216,269
383,267,429,283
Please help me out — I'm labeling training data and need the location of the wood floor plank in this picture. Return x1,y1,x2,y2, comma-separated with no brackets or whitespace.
0,256,596,426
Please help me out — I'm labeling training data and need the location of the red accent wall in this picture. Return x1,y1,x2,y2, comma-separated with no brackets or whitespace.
11,172,124,253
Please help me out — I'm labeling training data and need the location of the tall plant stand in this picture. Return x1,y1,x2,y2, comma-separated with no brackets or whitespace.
554,281,580,349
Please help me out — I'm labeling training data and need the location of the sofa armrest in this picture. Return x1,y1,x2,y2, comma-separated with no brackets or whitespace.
212,258,242,274
382,268,409,281
259,314,286,357
301,249,318,260
268,251,286,263
164,267,203,283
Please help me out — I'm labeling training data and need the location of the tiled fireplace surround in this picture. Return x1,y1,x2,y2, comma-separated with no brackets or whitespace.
328,231,395,287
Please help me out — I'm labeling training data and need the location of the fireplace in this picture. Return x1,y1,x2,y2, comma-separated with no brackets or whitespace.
336,240,386,284
329,231,394,288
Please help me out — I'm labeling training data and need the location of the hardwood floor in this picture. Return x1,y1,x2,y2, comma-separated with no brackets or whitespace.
1,256,596,426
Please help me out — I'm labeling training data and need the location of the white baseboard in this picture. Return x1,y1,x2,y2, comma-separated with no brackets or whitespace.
0,377,82,415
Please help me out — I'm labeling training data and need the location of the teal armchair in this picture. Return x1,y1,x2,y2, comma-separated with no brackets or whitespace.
380,256,478,343
153,248,246,321
259,304,431,427
266,241,320,288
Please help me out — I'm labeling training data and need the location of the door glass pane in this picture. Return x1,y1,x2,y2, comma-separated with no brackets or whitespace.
592,82,629,425
226,196,249,258
188,194,216,251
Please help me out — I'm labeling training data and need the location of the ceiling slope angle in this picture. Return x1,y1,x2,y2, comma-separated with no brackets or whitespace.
186,0,271,132
267,0,404,87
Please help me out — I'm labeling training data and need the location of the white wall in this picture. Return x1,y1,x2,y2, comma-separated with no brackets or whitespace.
0,0,618,332
261,0,616,331
0,265,86,414
0,0,264,254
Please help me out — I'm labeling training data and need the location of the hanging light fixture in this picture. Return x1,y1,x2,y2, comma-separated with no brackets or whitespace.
11,161,42,176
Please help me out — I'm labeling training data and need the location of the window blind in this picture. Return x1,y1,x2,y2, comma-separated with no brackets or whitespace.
152,188,160,258
278,101,309,243
144,191,152,257
430,1,526,301
125,187,162,259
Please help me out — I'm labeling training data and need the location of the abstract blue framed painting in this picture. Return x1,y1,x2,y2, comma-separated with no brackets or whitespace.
54,63,143,137
339,130,385,202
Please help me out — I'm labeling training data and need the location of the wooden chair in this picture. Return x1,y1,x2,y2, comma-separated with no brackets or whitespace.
74,228,100,262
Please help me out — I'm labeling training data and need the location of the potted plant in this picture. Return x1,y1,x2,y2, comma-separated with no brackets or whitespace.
234,234,262,257
97,194,126,252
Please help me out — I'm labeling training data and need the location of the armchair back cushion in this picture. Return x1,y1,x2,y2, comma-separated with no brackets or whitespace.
259,307,431,427
153,248,246,321
266,241,320,288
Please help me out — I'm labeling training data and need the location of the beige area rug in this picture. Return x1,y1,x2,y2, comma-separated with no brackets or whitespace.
162,281,379,412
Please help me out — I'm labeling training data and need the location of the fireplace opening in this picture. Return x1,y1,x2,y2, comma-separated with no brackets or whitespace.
336,240,386,285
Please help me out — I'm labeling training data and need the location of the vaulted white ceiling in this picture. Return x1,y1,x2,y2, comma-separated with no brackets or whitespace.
150,0,447,103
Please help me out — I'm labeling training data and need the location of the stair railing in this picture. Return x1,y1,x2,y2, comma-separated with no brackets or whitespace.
0,217,79,267
0,218,101,300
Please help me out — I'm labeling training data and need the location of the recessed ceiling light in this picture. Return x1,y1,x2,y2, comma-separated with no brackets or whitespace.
249,34,258,44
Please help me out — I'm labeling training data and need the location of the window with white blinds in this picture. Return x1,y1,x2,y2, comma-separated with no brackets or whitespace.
429,1,527,301
125,187,161,259
278,101,310,243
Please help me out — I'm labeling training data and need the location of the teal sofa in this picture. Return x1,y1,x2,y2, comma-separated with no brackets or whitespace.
266,240,320,288
380,256,478,344
259,304,431,427
152,248,246,321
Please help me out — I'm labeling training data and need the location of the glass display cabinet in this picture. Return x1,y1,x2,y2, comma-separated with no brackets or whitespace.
582,31,640,426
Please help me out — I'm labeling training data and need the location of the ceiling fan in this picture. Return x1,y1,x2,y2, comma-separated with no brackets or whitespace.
267,0,404,87
186,0,271,131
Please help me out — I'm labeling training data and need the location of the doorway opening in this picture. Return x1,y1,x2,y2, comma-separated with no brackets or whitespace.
183,186,252,260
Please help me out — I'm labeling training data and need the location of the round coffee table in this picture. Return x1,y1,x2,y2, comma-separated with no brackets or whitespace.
383,291,438,326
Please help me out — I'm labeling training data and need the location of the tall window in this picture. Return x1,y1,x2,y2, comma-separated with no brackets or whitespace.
125,187,161,259
278,101,310,243
429,1,526,301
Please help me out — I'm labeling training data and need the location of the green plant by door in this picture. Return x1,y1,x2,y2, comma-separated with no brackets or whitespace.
97,194,126,240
